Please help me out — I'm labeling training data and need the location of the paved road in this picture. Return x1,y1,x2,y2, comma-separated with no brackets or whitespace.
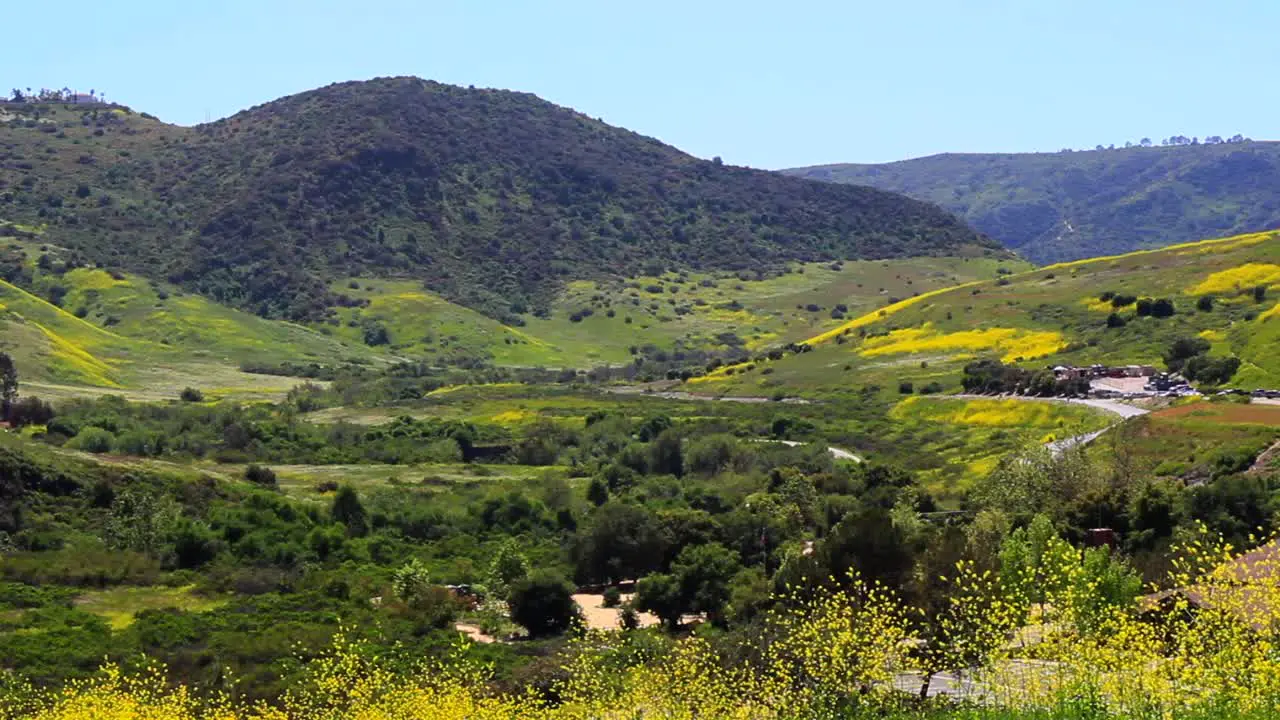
1063,397,1151,419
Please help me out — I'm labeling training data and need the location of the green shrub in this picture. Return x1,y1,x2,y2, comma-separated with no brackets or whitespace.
244,464,278,488
508,571,580,638
66,427,114,453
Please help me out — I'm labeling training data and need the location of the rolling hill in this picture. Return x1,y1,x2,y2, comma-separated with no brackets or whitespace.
0,232,383,395
785,143,1280,262
696,229,1280,394
0,78,1000,324
1,222,1023,384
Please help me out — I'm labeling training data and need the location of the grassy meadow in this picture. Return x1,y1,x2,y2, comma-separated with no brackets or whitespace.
305,383,1114,499
322,257,1028,367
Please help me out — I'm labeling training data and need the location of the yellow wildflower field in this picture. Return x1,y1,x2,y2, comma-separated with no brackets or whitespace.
1259,301,1280,322
860,323,1066,363
1188,262,1280,295
891,396,1093,428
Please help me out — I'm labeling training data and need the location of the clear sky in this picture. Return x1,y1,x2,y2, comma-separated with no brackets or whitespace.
6,0,1276,168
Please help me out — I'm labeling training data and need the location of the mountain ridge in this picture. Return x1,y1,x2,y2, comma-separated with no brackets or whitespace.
784,142,1280,262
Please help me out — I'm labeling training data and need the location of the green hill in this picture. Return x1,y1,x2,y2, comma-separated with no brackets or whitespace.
2,225,1022,383
785,142,1280,262
0,233,382,395
0,78,999,324
697,230,1280,394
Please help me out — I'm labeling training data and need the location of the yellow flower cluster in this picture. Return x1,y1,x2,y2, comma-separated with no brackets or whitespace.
859,324,1066,363
1188,263,1280,295
1259,302,1280,323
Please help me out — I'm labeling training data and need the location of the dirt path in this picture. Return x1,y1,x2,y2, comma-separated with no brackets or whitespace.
573,593,660,630
604,386,812,404
762,439,863,463
1248,440,1280,476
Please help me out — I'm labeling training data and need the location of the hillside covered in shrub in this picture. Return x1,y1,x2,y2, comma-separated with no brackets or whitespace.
0,78,998,322
787,141,1280,262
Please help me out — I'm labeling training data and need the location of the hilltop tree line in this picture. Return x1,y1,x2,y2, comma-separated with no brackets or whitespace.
1068,134,1252,152
6,87,105,103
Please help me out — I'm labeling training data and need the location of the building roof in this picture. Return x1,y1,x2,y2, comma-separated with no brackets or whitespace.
1141,540,1280,630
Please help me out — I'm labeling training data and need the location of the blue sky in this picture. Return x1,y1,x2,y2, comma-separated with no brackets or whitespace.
6,0,1275,168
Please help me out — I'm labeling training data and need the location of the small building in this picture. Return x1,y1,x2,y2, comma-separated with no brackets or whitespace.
1052,365,1082,380
69,93,101,104
1086,528,1118,549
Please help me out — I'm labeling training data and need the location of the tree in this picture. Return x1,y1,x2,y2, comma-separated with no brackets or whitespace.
670,542,741,622
1197,295,1215,312
331,485,368,536
104,488,179,556
0,352,17,417
172,520,220,569
998,514,1069,618
363,323,390,346
635,573,684,628
572,502,667,584
1164,337,1211,373
1073,546,1142,632
5,397,54,428
488,539,530,598
637,543,741,628
971,442,1101,522
648,428,684,477
392,558,433,604
508,571,580,638
179,387,204,402
773,508,915,596
586,477,609,506
1184,355,1240,385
